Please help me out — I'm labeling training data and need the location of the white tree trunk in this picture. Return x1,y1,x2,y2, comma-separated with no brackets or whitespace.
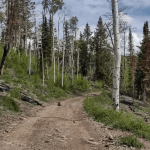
52,12,54,64
62,18,65,87
53,22,55,83
112,0,121,111
25,17,27,56
58,20,59,76
77,50,79,79
41,40,44,87
71,40,74,85
29,41,31,75
54,49,55,83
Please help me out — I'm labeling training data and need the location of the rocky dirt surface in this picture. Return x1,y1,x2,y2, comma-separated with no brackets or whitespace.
120,95,150,124
0,92,150,150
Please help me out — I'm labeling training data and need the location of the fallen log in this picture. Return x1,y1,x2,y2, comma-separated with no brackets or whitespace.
21,95,42,106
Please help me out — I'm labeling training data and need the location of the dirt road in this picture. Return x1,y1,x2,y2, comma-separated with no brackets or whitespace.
0,93,142,150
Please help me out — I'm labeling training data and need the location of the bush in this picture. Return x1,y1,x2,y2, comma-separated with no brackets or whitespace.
55,73,72,90
95,80,103,88
9,87,21,99
0,96,20,112
72,75,89,92
119,135,144,148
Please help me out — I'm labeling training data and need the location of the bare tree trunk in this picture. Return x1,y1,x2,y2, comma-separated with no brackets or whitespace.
41,40,44,87
51,12,54,64
25,15,27,56
18,25,20,57
0,0,10,75
29,41,31,75
132,78,135,105
112,0,121,111
53,22,55,83
123,30,126,91
0,44,10,75
58,20,59,76
143,82,146,104
71,40,74,85
62,19,65,87
54,48,55,83
46,62,49,80
77,49,79,79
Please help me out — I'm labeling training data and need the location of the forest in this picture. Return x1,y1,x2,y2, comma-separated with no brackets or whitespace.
0,0,150,149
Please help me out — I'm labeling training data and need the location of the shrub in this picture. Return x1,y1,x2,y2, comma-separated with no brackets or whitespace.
118,135,144,148
72,75,89,92
95,80,103,88
0,96,20,112
9,87,21,99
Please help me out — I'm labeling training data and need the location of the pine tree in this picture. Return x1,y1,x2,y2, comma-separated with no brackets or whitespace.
93,17,113,85
135,21,150,101
79,23,92,76
42,16,51,67
128,27,137,103
64,20,70,73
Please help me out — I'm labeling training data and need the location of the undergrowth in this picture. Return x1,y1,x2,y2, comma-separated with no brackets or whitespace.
0,96,20,113
83,92,150,141
118,135,144,148
0,45,90,104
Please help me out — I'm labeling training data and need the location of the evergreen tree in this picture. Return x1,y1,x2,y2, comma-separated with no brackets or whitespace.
93,17,113,85
64,20,70,73
128,28,136,101
120,56,130,93
135,21,150,101
42,16,51,66
79,23,92,76
39,15,51,77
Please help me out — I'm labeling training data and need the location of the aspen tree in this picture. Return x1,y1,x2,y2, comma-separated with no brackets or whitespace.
62,18,65,87
111,0,121,110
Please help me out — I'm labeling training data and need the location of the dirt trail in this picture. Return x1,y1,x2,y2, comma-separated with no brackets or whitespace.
0,92,146,150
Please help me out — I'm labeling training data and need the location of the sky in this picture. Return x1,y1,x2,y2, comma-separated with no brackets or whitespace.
33,0,150,54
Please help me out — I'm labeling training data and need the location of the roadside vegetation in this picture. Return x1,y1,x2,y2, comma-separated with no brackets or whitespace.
118,135,144,148
83,91,150,148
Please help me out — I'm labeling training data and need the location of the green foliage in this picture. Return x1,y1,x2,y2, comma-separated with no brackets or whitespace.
120,56,130,92
118,135,144,148
95,80,103,88
72,75,89,92
5,50,29,79
0,43,89,104
78,23,92,76
83,92,150,140
9,87,21,99
93,17,113,85
135,21,150,96
55,73,89,93
0,96,20,112
55,73,71,90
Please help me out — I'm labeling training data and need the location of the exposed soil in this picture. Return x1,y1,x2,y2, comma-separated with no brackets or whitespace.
0,92,149,150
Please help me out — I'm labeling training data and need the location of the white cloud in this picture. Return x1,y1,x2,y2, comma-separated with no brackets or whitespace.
33,0,148,55
122,14,133,24
132,32,142,52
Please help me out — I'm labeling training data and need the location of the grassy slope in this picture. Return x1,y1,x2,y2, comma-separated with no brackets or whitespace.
83,91,150,147
0,44,97,114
